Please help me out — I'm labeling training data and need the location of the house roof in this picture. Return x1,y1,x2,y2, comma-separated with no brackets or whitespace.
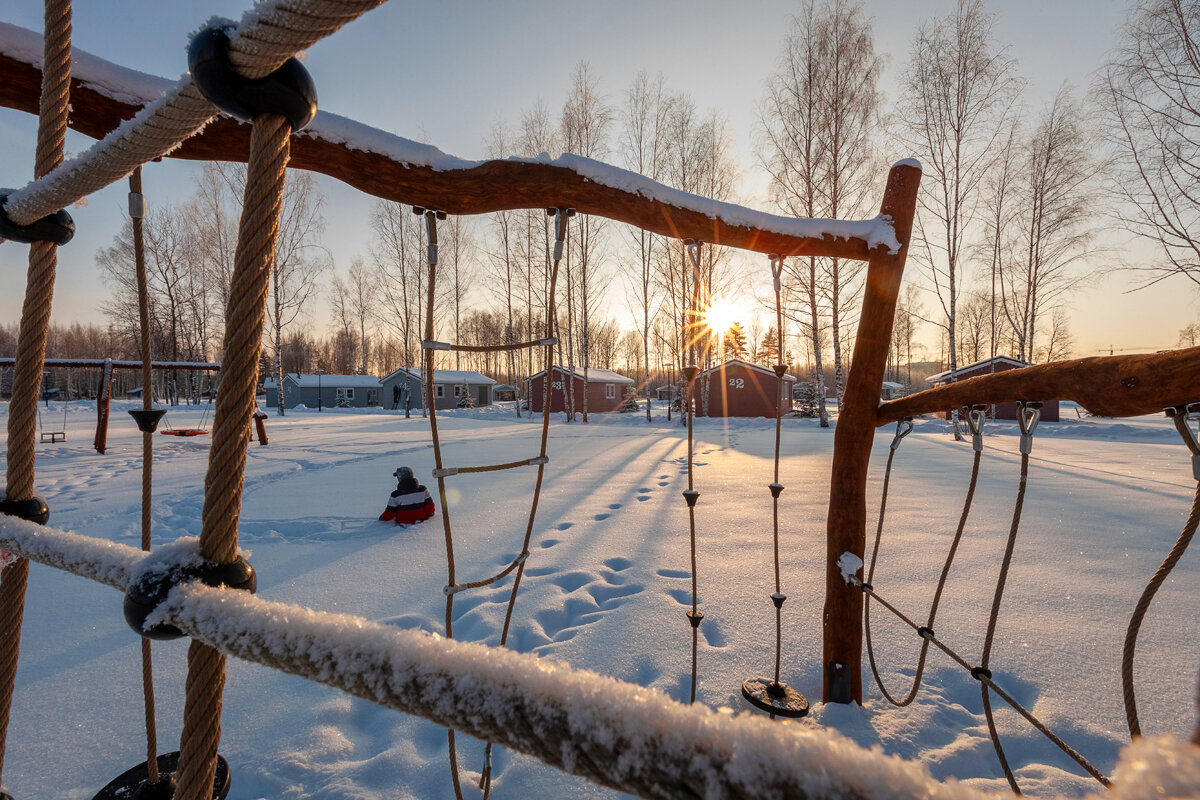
382,367,496,385
925,355,1029,385
526,366,635,384
263,373,380,389
699,358,797,382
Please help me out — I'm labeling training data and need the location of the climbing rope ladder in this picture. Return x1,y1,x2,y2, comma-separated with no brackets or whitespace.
0,1,1197,797
421,205,567,800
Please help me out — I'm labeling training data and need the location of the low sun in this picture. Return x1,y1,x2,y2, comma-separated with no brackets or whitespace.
703,298,739,334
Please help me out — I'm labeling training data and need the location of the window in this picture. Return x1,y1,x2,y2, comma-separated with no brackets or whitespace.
336,387,355,401
605,383,615,399
436,385,444,398
454,385,461,397
366,388,380,406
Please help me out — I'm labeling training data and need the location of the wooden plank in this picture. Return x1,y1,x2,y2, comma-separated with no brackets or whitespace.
876,347,1200,425
0,52,879,261
822,161,922,704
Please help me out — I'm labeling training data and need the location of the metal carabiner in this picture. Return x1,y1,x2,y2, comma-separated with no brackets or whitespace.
769,253,784,294
686,238,702,283
1166,403,1200,480
889,417,913,451
967,404,987,453
1017,401,1042,455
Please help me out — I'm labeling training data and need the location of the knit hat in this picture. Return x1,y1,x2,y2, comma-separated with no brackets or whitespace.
394,466,415,481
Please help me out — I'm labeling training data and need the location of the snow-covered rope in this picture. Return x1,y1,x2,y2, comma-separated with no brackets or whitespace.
1,0,384,228
2,515,1197,800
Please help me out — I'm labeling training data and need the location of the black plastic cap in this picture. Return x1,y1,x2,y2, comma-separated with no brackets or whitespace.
189,27,317,132
686,609,704,628
0,192,74,245
0,489,50,525
128,408,168,433
970,666,993,682
124,554,256,640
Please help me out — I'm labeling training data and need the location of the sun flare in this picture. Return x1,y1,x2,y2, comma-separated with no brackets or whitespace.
703,298,740,334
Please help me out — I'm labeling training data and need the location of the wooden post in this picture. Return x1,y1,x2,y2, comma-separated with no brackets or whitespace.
93,357,113,454
822,161,921,704
253,410,268,446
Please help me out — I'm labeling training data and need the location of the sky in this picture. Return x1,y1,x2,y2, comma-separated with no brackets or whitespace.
1,0,1195,361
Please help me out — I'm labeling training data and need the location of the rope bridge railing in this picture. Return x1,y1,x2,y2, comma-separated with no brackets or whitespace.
2,513,1189,800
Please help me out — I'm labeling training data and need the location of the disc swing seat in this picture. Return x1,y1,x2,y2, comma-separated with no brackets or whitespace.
160,376,213,437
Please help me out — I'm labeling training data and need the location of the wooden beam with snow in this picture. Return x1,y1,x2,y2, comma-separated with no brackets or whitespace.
876,347,1200,424
0,46,890,260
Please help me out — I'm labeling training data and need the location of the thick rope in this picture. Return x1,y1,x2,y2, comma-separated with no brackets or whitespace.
436,457,546,476
1122,481,1200,738
174,112,293,800
3,0,385,228
865,434,980,707
0,0,72,785
130,165,161,783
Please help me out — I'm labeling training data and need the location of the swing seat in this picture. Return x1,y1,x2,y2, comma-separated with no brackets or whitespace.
93,750,230,800
40,431,66,443
161,429,208,437
741,677,809,718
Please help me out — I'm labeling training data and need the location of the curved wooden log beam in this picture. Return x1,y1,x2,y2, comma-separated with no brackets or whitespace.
877,347,1200,425
0,46,889,260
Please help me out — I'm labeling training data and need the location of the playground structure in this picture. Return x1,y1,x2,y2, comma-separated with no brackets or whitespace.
0,2,1197,799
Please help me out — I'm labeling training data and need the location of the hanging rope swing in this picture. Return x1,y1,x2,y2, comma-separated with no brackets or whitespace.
740,254,808,718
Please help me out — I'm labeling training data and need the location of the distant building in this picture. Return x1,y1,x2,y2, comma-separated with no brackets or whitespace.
881,381,905,401
492,384,518,402
263,373,381,410
925,356,1060,422
380,368,496,410
525,366,635,414
696,358,796,418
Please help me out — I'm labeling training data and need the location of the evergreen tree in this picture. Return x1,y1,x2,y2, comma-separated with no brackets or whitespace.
723,321,748,360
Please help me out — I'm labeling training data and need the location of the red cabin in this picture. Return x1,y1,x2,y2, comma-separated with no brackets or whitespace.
526,366,635,414
696,359,796,418
925,355,1060,422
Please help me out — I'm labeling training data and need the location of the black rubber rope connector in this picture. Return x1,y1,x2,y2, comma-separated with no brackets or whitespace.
0,489,50,525
124,554,256,640
188,26,317,132
0,191,74,246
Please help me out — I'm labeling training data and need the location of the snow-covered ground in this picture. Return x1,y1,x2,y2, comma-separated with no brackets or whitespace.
1,399,1197,799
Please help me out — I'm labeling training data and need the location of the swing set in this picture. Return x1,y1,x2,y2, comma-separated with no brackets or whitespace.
0,3,1197,799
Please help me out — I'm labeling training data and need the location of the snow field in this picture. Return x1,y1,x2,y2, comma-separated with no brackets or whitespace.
0,400,1197,798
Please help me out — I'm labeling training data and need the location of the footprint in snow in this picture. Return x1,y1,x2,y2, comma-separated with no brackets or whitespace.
658,481,670,487
608,503,622,509
556,522,573,531
637,495,650,502
594,513,611,521
637,487,651,493
540,538,559,549
604,557,633,571
656,568,690,579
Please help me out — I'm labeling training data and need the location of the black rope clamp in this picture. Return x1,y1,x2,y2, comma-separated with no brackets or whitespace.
768,482,784,498
890,417,914,451
685,239,703,276
967,405,987,452
1017,401,1042,455
682,489,700,508
917,625,935,640
686,609,704,628
1166,403,1200,480
768,253,784,293
770,592,786,609
188,26,317,132
124,553,256,640
546,208,574,260
970,666,993,683
0,191,74,245
0,489,50,525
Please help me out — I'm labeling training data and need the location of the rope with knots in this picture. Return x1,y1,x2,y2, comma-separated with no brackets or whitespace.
129,165,163,786
0,0,72,788
739,254,808,718
864,406,984,706
1122,405,1200,739
682,239,705,705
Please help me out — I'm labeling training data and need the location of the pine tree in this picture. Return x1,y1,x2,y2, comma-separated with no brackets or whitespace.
758,326,781,366
723,321,748,360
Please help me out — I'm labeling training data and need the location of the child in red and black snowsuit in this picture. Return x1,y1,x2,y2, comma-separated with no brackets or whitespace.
379,466,435,525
